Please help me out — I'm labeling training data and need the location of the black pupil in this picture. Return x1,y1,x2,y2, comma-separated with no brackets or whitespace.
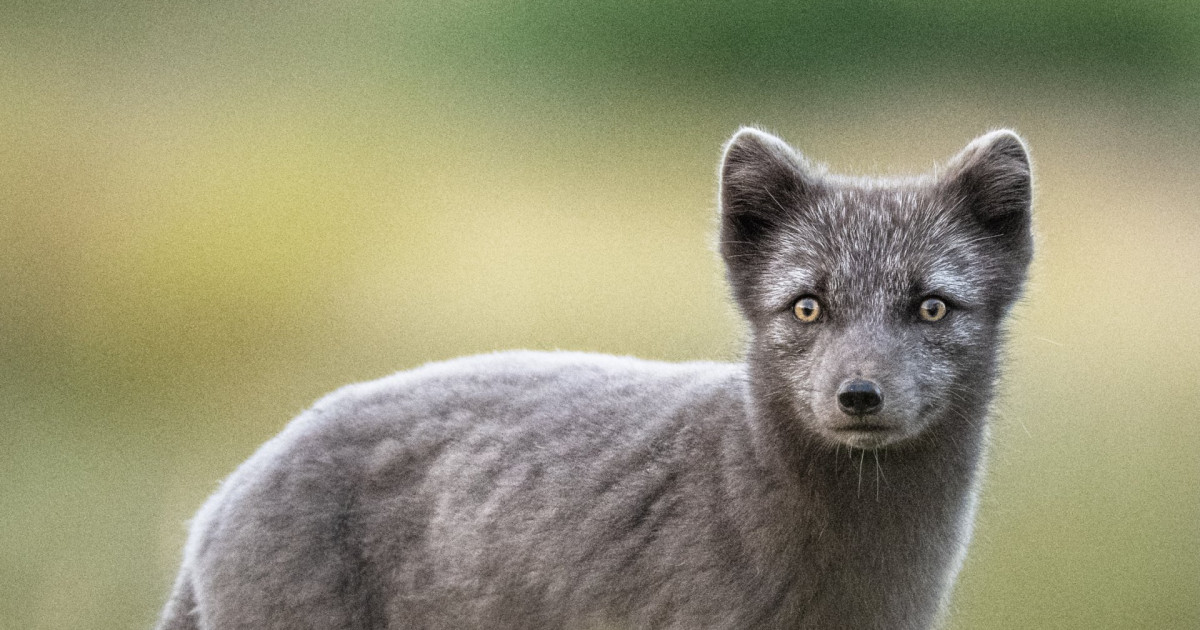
799,301,815,318
925,300,942,316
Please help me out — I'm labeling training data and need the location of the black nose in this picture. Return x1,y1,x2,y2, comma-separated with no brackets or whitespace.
837,379,884,416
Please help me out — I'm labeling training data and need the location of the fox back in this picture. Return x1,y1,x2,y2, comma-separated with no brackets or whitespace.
157,128,1033,630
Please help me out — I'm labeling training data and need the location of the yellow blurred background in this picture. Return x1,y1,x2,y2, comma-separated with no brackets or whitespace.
2,2,1198,628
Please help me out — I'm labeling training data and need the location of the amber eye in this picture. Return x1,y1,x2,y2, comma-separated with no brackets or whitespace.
793,296,822,323
918,297,948,322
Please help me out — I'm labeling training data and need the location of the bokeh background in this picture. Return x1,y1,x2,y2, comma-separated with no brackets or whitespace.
3,1,1199,628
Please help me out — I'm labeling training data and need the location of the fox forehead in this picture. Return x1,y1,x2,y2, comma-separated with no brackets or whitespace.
756,185,989,311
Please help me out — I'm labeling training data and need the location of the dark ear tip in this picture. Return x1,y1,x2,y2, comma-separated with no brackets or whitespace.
722,127,791,165
975,129,1030,166
726,126,774,145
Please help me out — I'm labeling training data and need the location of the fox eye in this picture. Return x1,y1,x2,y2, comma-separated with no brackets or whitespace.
793,296,822,323
918,297,948,322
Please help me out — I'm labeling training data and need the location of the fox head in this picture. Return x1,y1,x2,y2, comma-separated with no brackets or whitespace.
719,128,1033,450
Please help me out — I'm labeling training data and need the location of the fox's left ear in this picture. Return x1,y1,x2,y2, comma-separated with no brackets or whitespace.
941,130,1033,261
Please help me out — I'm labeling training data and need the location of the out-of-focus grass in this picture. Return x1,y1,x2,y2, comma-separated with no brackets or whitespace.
2,2,1199,629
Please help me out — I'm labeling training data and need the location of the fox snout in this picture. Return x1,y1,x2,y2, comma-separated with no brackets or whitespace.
818,373,916,448
807,345,927,448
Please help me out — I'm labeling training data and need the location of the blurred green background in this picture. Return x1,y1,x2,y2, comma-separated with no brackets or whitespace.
2,1,1198,628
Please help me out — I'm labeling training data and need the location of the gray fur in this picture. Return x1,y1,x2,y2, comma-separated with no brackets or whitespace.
157,128,1033,630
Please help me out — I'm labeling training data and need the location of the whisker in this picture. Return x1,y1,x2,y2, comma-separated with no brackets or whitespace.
857,448,865,498
872,448,888,492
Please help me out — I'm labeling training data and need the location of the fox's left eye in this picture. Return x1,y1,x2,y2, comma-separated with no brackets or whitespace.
918,298,948,322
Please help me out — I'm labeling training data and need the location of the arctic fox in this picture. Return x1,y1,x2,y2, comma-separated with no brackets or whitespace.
157,128,1033,630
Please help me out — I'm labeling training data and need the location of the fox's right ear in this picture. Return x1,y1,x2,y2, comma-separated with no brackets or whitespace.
719,128,817,253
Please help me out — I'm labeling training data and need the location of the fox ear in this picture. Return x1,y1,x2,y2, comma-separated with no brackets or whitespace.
719,128,816,252
941,130,1033,253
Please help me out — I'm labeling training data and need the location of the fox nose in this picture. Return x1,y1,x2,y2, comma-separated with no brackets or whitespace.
837,379,884,416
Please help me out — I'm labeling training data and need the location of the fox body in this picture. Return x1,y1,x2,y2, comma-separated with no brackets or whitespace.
158,128,1033,630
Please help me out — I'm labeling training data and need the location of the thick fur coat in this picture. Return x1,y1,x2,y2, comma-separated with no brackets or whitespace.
158,128,1033,630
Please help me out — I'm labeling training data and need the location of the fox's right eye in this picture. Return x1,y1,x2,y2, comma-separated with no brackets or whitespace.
793,296,822,323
